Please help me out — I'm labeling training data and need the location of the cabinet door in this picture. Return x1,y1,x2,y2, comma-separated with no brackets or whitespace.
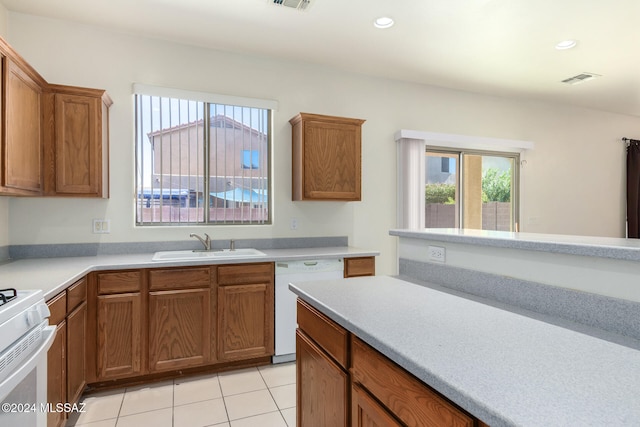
149,288,210,372
304,119,361,200
66,301,87,404
4,59,43,193
217,281,274,361
290,113,364,201
53,92,102,195
296,330,348,427
97,293,142,379
352,337,475,427
352,384,403,427
47,321,66,427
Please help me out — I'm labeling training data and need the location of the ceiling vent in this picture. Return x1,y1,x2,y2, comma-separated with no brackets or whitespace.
272,0,311,11
561,72,601,85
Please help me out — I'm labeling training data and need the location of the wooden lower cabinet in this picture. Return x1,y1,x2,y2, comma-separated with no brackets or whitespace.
217,283,273,361
149,288,211,372
88,263,275,386
216,263,274,361
352,337,475,427
297,329,349,427
47,320,66,427
297,299,349,426
352,383,403,427
344,256,375,278
297,298,488,427
47,277,87,427
96,292,142,379
66,301,87,404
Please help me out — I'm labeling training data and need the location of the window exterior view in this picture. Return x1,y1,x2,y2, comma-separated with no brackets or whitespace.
425,150,518,231
135,95,271,225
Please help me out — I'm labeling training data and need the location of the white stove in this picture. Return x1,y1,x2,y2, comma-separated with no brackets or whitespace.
0,288,55,427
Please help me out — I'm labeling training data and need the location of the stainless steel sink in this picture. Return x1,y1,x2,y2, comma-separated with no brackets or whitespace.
152,248,266,261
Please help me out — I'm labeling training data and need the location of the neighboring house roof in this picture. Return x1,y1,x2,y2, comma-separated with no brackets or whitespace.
147,114,267,142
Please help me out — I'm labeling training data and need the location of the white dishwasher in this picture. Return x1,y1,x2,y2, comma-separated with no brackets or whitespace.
274,259,344,363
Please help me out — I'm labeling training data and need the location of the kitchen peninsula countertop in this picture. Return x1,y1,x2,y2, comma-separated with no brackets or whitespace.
390,228,640,261
0,246,378,301
290,275,640,427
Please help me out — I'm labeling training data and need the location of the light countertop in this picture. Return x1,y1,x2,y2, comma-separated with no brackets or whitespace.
390,228,640,261
0,246,378,301
290,275,640,427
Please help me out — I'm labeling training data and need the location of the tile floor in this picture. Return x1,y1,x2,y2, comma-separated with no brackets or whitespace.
66,362,296,427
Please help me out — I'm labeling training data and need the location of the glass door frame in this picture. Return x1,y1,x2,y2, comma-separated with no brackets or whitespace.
426,147,520,231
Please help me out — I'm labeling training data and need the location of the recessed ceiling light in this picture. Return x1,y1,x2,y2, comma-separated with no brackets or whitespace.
555,40,577,50
374,16,394,29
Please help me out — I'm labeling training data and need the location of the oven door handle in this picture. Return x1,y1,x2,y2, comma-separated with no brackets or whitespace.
0,325,56,403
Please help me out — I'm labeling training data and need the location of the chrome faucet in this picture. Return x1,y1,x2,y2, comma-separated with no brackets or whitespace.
190,233,211,251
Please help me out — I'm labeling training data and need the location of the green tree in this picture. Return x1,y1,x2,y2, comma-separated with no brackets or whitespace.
425,183,455,204
482,168,511,202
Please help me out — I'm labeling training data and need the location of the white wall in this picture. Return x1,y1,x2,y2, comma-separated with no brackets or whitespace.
400,237,640,302
5,12,640,275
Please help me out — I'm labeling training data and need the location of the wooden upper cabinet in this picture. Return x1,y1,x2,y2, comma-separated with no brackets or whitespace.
44,84,112,197
290,113,365,201
0,35,111,198
3,57,45,194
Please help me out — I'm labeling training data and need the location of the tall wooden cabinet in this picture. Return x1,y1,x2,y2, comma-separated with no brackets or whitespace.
290,113,365,201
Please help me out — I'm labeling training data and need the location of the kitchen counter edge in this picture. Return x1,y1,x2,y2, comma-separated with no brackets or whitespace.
0,246,379,301
390,228,640,261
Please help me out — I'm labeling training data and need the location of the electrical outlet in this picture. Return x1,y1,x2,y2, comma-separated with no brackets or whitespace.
428,245,445,263
290,218,298,231
92,219,111,234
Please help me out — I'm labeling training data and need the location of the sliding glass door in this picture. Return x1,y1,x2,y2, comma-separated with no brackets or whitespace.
425,149,519,231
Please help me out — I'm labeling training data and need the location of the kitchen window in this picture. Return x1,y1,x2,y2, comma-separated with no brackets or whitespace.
134,85,276,225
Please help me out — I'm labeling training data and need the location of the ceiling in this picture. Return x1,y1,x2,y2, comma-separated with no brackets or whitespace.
3,0,640,117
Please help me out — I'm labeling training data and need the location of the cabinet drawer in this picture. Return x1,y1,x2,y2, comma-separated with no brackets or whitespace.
67,277,87,312
97,271,141,294
297,299,348,369
217,263,274,286
351,337,474,427
47,291,67,326
149,267,211,290
344,257,375,278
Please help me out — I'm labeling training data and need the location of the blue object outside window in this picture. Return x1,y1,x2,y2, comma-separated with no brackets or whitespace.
242,150,260,169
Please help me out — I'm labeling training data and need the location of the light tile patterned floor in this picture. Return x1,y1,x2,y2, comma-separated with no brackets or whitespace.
66,362,296,427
